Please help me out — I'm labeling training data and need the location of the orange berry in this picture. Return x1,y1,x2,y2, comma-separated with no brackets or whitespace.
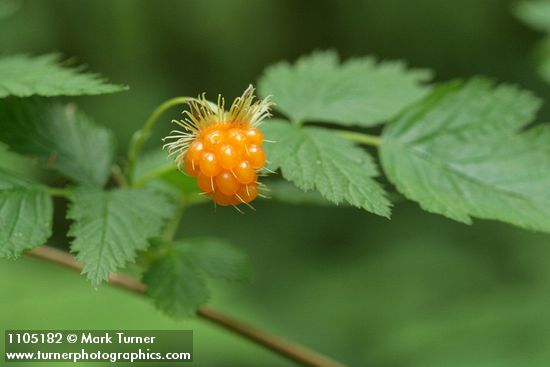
226,128,247,151
247,144,266,169
163,86,272,208
244,127,264,145
178,124,264,206
237,183,259,203
210,190,239,206
187,140,204,162
197,172,215,193
183,154,199,176
215,170,241,196
218,144,239,170
200,151,221,177
233,160,256,184
203,130,225,151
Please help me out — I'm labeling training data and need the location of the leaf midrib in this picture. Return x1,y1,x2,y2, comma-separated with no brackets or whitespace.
93,191,110,283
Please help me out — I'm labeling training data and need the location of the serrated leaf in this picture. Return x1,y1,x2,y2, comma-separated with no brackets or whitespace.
0,169,52,258
262,119,391,216
67,187,175,286
258,50,432,127
143,238,248,317
143,249,209,318
0,99,115,186
515,0,550,33
0,54,127,97
380,79,550,232
174,238,250,281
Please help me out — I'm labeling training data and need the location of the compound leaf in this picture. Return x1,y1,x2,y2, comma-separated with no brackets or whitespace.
0,169,52,258
262,119,391,217
258,50,432,127
380,78,550,232
0,54,127,97
67,187,175,287
0,99,115,187
144,238,248,317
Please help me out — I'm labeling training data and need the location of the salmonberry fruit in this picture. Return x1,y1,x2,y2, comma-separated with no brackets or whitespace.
199,151,221,177
237,183,259,203
218,144,238,169
215,170,240,196
197,172,215,193
163,85,272,208
247,144,266,169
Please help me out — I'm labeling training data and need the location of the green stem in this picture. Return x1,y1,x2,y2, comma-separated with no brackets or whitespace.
335,130,382,147
111,164,128,187
28,245,347,367
127,97,191,185
45,187,70,198
133,163,176,188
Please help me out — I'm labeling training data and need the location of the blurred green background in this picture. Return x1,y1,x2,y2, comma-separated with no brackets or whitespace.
2,0,550,366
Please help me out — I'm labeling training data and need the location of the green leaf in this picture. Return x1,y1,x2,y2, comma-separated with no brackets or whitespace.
174,238,250,281
0,169,52,258
258,50,432,127
262,119,391,217
515,1,550,84
67,187,175,286
536,37,550,84
0,99,115,186
0,142,37,178
266,179,336,206
515,0,550,33
134,150,173,184
380,79,550,232
143,238,249,317
134,149,200,200
0,54,127,97
143,248,208,318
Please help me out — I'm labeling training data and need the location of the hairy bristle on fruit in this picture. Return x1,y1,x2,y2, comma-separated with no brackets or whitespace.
162,85,273,208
